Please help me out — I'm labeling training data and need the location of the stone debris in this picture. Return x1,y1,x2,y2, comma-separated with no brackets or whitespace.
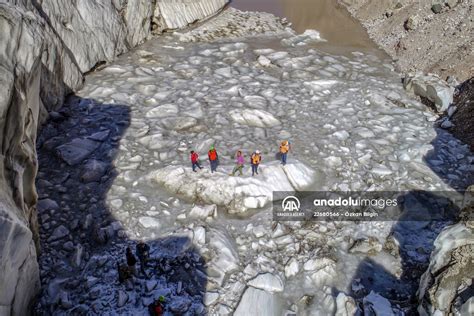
56,138,101,166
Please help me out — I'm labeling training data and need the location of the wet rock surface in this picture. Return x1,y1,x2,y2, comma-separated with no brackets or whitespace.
31,7,473,316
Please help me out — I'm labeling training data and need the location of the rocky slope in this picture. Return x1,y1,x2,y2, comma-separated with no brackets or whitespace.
339,0,473,81
0,1,228,314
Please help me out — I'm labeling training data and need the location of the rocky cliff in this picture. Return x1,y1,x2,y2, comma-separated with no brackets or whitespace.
0,1,227,314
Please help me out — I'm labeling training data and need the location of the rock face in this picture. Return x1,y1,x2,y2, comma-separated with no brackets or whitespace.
0,1,228,314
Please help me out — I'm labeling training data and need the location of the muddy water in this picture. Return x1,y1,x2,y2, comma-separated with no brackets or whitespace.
231,0,387,56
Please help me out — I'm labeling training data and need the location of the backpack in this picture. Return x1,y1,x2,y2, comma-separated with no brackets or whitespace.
251,154,261,164
209,150,217,161
280,142,289,153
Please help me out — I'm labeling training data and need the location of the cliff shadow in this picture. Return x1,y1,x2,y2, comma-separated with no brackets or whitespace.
347,190,463,313
346,100,472,312
423,127,473,192
34,95,207,315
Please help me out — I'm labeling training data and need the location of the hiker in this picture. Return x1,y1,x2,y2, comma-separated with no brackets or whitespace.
190,150,203,172
117,262,132,284
250,150,262,176
148,296,166,316
126,246,137,275
208,145,219,173
136,241,150,277
279,140,290,165
231,150,245,176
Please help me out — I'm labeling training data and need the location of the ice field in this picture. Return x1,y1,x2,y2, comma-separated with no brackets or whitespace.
34,19,473,315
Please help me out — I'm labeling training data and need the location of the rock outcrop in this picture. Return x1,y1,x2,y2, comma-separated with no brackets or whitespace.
0,1,228,314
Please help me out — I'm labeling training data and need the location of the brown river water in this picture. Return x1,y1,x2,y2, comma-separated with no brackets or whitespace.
231,0,388,57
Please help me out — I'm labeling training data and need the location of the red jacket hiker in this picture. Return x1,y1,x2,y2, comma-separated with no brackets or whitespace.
190,150,202,172
191,152,199,163
208,145,218,172
208,149,218,161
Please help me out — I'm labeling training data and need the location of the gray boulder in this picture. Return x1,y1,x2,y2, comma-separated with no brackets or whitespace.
81,160,108,183
431,3,444,14
56,138,101,166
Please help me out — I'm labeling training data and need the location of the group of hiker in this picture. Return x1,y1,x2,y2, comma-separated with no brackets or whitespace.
190,140,291,176
114,141,292,314
117,241,150,282
117,241,166,315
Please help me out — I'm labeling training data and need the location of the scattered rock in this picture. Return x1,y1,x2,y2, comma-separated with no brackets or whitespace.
49,225,70,241
145,280,157,292
404,15,420,31
440,119,453,129
56,138,101,165
117,290,128,308
169,297,191,313
37,198,59,212
88,130,110,141
363,291,395,315
431,4,443,14
445,0,459,9
72,244,84,268
81,160,108,183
